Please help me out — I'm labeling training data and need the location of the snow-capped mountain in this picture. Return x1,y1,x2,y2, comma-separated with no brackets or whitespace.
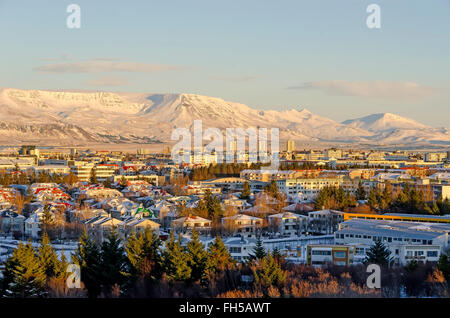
342,113,429,132
0,88,448,146
342,113,450,146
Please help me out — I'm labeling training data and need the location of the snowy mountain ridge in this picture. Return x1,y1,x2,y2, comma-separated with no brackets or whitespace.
0,88,448,146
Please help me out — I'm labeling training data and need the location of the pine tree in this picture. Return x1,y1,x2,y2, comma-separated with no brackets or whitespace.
241,182,251,200
368,188,380,211
204,190,223,220
72,231,102,298
249,237,266,260
431,201,441,215
89,168,97,184
163,231,191,282
103,177,112,188
406,259,418,273
100,229,130,296
2,242,47,298
365,240,392,266
437,249,450,281
265,180,279,198
126,228,162,280
380,182,393,210
205,236,234,275
186,228,207,282
55,249,69,280
194,198,209,219
40,204,54,226
272,247,284,263
253,253,286,291
355,180,366,200
437,196,450,214
40,204,55,237
125,231,142,277
38,232,59,278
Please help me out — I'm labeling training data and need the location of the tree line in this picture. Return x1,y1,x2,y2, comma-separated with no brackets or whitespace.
314,181,450,215
0,170,78,186
3,229,449,298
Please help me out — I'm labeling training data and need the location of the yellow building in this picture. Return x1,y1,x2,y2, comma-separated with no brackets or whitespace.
343,212,450,224
306,244,354,266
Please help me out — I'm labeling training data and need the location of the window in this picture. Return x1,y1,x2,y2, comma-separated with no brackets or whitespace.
356,248,365,255
312,250,332,256
427,251,438,257
229,247,241,253
334,251,346,258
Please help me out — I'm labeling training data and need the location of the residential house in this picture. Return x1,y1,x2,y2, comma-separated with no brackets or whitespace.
221,214,263,238
267,212,308,236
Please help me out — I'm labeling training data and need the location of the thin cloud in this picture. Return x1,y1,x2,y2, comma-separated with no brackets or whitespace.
90,57,122,61
86,76,128,87
288,80,436,100
34,60,183,73
210,75,259,82
40,53,71,62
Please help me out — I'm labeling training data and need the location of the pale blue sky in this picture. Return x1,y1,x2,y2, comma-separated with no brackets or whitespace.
0,0,449,127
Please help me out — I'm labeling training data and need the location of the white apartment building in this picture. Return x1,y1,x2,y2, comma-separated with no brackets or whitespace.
425,152,447,162
324,149,343,159
33,165,70,175
267,212,308,236
171,215,212,233
335,219,449,266
184,182,222,195
70,162,94,182
223,237,257,262
240,169,301,182
0,157,36,170
307,209,344,235
221,214,263,238
224,235,335,263
276,178,342,201
94,164,116,182
198,177,247,192
70,162,115,182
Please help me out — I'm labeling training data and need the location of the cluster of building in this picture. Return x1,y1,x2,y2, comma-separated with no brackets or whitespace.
0,145,449,269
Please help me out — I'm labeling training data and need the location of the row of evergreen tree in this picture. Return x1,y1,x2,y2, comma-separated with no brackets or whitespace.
2,229,450,298
0,228,290,298
366,183,450,215
0,170,78,186
314,186,357,211
314,182,450,215
1,233,68,297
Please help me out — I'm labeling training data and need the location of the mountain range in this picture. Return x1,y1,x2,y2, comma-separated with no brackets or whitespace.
0,88,448,147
